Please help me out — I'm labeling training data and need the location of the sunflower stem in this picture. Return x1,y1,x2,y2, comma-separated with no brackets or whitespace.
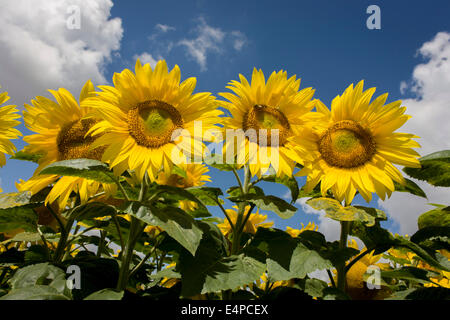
231,165,251,255
337,220,351,293
116,174,148,291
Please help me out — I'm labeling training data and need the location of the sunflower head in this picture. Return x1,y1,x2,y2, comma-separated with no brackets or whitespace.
156,163,211,211
298,80,421,204
220,68,316,178
19,81,115,206
0,88,22,188
84,59,222,182
286,221,318,237
217,205,273,236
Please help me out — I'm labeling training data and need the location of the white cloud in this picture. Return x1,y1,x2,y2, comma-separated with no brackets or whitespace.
0,0,123,106
155,23,175,33
178,17,247,71
231,31,247,51
133,52,163,68
379,31,450,235
296,198,341,241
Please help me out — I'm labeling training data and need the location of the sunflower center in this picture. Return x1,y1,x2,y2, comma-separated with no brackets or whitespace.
318,120,376,168
243,104,290,146
166,174,192,188
128,100,183,148
57,118,103,161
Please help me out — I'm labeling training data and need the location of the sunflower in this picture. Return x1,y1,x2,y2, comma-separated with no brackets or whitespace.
17,81,116,206
0,88,21,191
84,59,221,182
156,163,210,211
286,221,318,237
217,205,273,236
297,80,421,204
219,68,317,178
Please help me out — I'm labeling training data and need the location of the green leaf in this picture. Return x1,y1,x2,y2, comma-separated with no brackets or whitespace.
9,263,66,289
84,289,124,300
259,174,299,203
39,158,116,184
417,206,450,229
298,184,322,199
186,187,223,206
4,232,59,244
227,185,264,197
204,154,238,171
0,204,38,233
10,150,43,163
379,266,439,284
65,201,118,221
411,226,450,244
179,250,266,297
229,194,297,219
126,203,203,256
395,238,450,272
350,221,396,254
306,198,385,226
0,286,70,300
394,178,427,198
0,191,33,209
403,150,450,187
250,228,333,281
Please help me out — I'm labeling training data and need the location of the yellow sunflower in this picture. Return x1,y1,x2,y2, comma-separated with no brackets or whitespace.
0,88,21,191
17,81,116,206
297,80,421,204
84,59,221,182
286,221,318,237
217,205,273,236
219,68,317,178
156,163,210,211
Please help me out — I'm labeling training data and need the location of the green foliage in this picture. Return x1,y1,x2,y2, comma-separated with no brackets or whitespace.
393,178,427,198
403,150,450,187
258,174,299,203
10,150,43,163
84,289,124,300
0,263,71,300
306,198,386,226
229,194,297,219
417,205,450,229
39,158,116,184
250,228,333,281
126,202,203,256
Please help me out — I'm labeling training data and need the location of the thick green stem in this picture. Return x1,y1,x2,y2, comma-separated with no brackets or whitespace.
116,216,142,290
116,175,149,291
337,221,351,292
231,165,251,255
53,217,75,264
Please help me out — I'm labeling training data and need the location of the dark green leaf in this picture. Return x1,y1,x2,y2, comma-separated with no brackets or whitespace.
394,178,427,198
186,187,223,206
126,203,203,256
403,150,450,187
229,194,297,219
259,175,299,203
417,205,450,229
84,289,124,300
10,150,43,163
39,159,116,184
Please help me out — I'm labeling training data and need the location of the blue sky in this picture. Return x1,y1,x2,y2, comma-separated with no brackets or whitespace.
1,0,450,240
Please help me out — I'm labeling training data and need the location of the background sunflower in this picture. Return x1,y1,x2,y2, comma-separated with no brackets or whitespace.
0,88,21,192
18,80,116,206
298,80,421,204
84,59,222,182
219,68,317,178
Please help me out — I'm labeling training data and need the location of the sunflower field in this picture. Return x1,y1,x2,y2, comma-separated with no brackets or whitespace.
0,60,449,301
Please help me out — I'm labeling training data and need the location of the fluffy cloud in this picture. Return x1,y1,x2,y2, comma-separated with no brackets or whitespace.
178,17,247,71
0,0,123,106
133,52,163,68
296,198,341,241
379,31,450,235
